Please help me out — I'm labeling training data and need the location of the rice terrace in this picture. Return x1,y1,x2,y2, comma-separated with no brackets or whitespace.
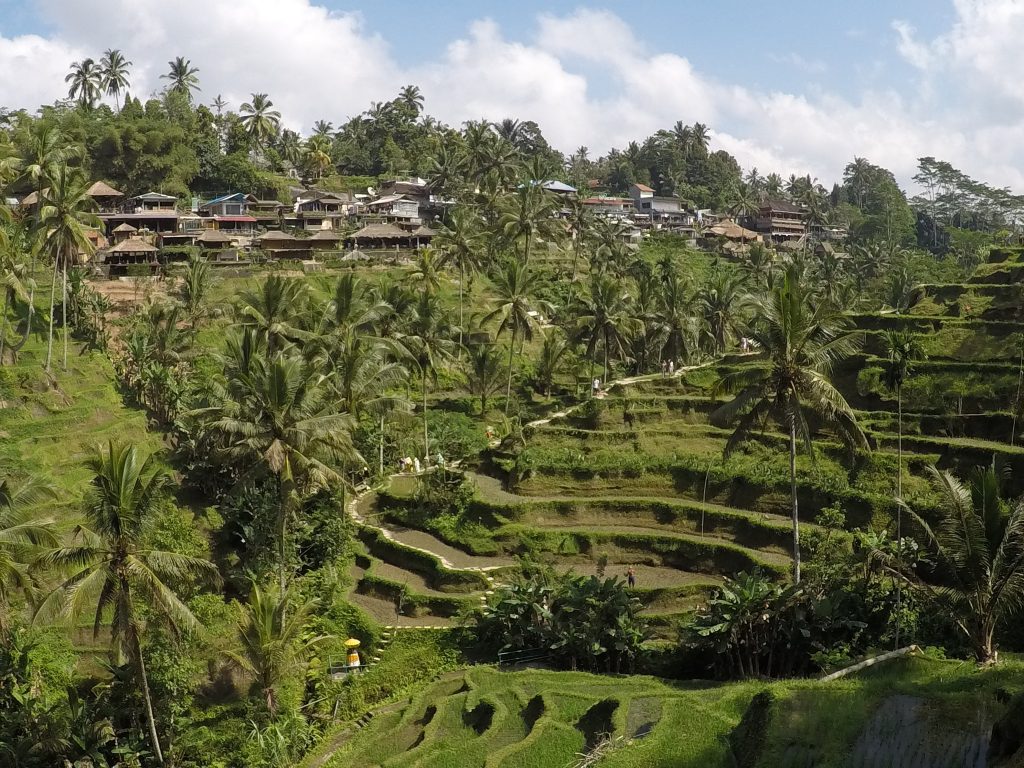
3,2,1024,767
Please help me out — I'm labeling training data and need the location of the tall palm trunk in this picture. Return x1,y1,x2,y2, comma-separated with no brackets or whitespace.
504,326,516,416
457,260,465,361
789,415,801,584
895,384,903,649
422,367,430,465
603,327,610,383
279,466,295,594
1012,346,1023,447
132,626,165,765
379,414,386,477
61,260,69,371
44,256,59,372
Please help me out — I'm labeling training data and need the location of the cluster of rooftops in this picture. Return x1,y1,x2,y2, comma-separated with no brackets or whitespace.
17,178,446,274
16,176,843,275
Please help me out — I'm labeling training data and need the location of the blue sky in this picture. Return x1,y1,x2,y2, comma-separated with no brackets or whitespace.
0,1,1022,189
330,1,952,100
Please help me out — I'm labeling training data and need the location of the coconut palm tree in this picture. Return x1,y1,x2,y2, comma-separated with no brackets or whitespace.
237,274,308,356
211,94,227,115
883,328,924,648
658,269,699,365
240,93,282,156
0,477,56,629
409,246,447,296
463,341,506,414
312,119,334,137
225,583,329,715
35,442,220,765
435,209,483,352
574,273,642,385
498,183,559,266
565,196,592,305
37,164,100,372
883,330,925,505
879,465,1024,664
179,252,213,330
204,352,359,590
483,261,550,415
713,265,868,582
303,135,332,181
65,58,102,109
533,329,571,397
398,84,424,115
99,49,132,111
161,56,201,100
729,183,759,220
697,271,751,355
398,292,457,463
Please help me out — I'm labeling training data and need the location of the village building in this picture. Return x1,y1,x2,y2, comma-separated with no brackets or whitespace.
581,197,633,216
344,222,433,251
361,194,421,225
101,191,180,235
256,230,313,259
101,237,160,276
198,193,259,234
284,192,353,230
755,199,806,242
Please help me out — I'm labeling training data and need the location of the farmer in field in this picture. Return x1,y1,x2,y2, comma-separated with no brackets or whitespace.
627,567,636,588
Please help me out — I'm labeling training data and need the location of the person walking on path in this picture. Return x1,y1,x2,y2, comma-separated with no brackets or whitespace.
627,566,636,588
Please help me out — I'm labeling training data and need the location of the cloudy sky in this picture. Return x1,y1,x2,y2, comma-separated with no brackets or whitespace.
0,0,1018,189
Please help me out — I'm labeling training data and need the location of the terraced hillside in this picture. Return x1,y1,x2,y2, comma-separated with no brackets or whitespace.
309,655,1024,768
351,246,1024,634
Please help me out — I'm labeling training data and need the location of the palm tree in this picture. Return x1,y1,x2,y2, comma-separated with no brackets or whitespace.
65,58,102,109
205,352,358,589
574,273,642,385
0,477,56,628
658,269,699,365
729,183,759,220
398,84,424,115
237,274,308,356
211,94,227,115
713,265,867,582
161,57,201,100
35,442,220,765
565,196,592,304
225,583,328,715
533,329,571,397
99,49,132,111
435,209,483,352
179,252,213,329
312,119,334,137
303,135,332,181
483,260,550,416
38,165,100,372
462,342,505,414
880,466,1024,664
883,330,925,505
498,184,559,266
240,93,282,156
398,292,457,463
883,329,924,649
409,246,446,296
697,271,750,355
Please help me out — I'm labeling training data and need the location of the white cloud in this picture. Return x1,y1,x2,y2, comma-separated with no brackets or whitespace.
0,0,1021,191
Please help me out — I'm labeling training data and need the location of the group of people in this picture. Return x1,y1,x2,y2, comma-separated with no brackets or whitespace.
660,359,679,376
398,453,445,474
